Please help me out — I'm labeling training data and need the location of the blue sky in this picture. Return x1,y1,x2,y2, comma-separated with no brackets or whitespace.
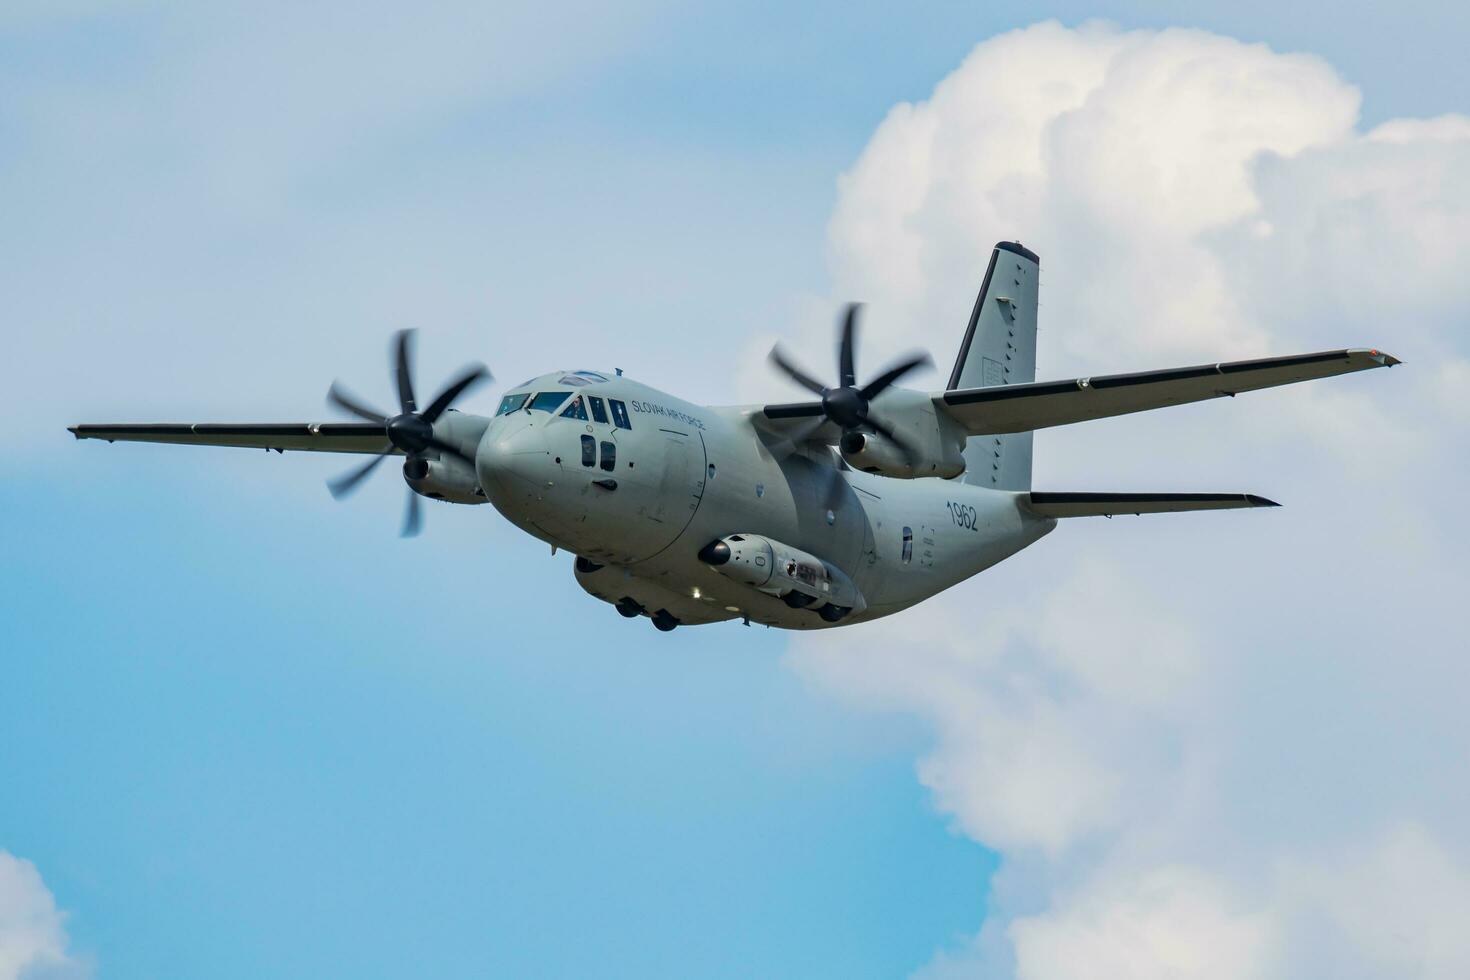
3,2,1467,978
3,465,995,978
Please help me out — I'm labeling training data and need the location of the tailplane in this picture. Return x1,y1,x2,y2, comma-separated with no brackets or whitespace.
1023,492,1279,518
952,241,1039,489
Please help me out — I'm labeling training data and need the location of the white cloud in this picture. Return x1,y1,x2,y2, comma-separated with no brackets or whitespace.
0,852,84,980
1273,823,1470,980
796,558,1207,858
785,21,1470,979
1009,866,1273,980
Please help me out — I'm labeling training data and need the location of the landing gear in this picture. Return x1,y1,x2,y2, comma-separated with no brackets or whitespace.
575,556,604,574
782,590,817,608
614,597,677,630
817,604,851,623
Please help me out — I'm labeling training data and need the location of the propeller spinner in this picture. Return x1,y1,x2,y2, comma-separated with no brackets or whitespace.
325,330,490,537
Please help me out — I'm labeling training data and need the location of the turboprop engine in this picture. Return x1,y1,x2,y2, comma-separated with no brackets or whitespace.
402,454,482,505
697,533,867,622
323,329,490,536
839,430,965,479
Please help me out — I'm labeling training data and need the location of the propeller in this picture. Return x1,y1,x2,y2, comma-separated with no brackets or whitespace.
768,303,932,459
325,329,491,537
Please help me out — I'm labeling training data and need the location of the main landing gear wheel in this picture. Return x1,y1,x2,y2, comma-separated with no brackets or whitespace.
615,597,644,619
651,610,679,632
818,604,851,623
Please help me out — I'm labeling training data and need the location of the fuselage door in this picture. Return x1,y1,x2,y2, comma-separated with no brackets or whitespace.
650,431,707,532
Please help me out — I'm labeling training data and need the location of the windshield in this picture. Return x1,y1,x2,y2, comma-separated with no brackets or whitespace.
527,391,571,414
496,393,528,416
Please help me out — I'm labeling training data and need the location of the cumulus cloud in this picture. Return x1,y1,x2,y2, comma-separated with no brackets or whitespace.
783,21,1470,979
1009,865,1272,980
0,852,84,980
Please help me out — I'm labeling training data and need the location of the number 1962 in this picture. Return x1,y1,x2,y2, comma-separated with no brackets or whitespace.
945,501,978,530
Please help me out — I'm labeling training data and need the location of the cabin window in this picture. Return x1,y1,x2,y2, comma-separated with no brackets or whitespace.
580,435,596,467
560,397,589,421
609,399,632,430
600,441,616,471
496,393,528,416
528,391,571,413
587,395,609,424
901,527,913,564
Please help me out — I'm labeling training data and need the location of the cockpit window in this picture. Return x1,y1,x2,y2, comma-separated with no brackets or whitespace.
609,399,631,430
560,397,589,421
527,391,571,414
559,374,590,387
587,395,609,424
496,393,528,416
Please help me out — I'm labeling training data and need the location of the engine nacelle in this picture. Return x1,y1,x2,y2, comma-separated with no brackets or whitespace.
840,431,965,479
698,533,866,618
402,455,483,505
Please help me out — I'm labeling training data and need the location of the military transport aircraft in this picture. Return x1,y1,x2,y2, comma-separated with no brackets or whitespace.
71,242,1398,631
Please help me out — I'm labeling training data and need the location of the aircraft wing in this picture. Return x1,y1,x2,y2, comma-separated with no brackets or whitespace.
751,405,841,447
68,422,392,455
936,348,1398,435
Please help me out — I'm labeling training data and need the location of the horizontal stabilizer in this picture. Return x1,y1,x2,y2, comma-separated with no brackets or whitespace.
938,348,1398,435
1024,491,1279,518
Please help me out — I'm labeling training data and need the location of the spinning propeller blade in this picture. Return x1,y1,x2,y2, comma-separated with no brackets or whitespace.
768,347,827,397
421,364,490,423
402,488,423,538
325,330,492,536
394,329,418,414
327,383,387,424
838,302,858,389
326,448,392,499
765,304,932,465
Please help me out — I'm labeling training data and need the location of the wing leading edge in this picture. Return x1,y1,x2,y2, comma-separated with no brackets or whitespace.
938,348,1398,436
68,422,390,455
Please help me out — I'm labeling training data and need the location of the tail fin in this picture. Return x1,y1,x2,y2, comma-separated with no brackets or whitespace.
952,242,1039,490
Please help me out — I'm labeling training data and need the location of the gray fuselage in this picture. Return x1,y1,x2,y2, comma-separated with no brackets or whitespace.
460,371,1054,630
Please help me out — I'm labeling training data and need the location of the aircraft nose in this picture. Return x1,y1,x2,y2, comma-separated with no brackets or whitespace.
476,415,551,502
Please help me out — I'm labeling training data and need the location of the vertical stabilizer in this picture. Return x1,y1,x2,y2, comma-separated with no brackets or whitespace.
950,241,1039,489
